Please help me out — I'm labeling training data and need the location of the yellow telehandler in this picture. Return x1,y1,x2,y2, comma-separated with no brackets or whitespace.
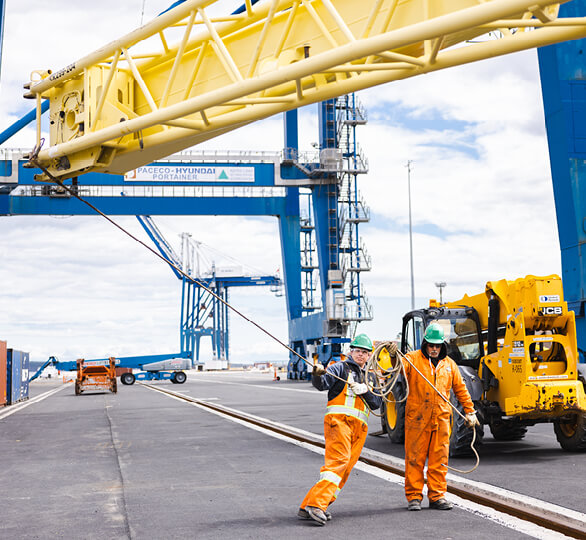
381,275,586,455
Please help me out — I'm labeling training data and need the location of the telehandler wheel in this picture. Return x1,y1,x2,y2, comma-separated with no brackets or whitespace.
172,371,187,384
449,400,483,457
381,391,406,444
553,412,586,451
489,419,527,441
120,373,135,386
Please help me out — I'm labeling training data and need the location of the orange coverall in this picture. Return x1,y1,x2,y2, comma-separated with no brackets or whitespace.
401,348,474,502
300,359,381,511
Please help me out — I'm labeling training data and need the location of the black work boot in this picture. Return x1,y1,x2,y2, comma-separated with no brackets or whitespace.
407,499,422,511
429,498,453,510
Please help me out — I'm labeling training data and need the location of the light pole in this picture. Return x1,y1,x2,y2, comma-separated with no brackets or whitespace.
435,281,447,304
407,160,415,310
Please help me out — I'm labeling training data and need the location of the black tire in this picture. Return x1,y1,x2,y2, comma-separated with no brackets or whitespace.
173,371,187,384
120,373,135,386
449,399,483,457
74,381,81,395
554,412,586,451
489,419,527,441
381,392,406,444
111,378,117,394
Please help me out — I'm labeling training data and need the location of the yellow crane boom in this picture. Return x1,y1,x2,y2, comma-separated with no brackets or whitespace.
24,0,586,180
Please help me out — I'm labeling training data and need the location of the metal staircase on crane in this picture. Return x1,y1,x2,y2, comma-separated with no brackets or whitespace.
281,94,372,378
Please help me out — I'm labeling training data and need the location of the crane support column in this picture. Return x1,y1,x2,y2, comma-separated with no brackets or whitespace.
279,188,303,322
538,0,586,359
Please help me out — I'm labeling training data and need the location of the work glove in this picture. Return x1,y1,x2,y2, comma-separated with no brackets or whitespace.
387,342,398,358
348,374,368,395
465,411,480,427
312,363,326,376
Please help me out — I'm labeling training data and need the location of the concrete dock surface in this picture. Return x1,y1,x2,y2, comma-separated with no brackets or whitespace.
1,372,584,539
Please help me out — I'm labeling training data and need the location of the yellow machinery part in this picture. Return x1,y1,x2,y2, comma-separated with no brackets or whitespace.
23,0,586,180
502,381,586,418
437,275,585,418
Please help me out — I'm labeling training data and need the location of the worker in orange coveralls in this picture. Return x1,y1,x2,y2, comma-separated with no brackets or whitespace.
298,333,382,526
388,323,479,511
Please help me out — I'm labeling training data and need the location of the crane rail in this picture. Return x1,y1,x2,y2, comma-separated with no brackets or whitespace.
142,382,586,539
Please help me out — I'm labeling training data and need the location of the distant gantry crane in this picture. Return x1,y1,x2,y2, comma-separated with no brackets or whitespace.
137,215,283,369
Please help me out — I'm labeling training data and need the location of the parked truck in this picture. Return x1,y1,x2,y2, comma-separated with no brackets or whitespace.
381,275,586,455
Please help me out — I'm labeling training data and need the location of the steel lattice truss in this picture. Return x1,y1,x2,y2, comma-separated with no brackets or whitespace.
24,0,586,180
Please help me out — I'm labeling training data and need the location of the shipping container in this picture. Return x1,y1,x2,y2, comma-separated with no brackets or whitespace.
7,349,21,405
20,352,29,402
7,350,29,404
0,341,7,406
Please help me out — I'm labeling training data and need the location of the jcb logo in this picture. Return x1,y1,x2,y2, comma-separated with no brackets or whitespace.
539,306,563,316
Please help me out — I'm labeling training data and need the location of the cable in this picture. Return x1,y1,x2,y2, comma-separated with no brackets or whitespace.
28,149,478,472
27,148,316,370
362,341,409,419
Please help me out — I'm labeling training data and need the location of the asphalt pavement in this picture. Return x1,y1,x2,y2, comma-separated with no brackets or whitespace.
0,373,582,539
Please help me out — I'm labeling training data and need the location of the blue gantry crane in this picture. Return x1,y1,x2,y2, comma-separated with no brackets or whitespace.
0,91,373,379
137,215,283,368
281,97,373,378
538,0,586,361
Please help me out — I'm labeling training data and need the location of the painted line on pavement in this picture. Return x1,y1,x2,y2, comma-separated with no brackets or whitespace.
0,385,67,420
187,378,319,394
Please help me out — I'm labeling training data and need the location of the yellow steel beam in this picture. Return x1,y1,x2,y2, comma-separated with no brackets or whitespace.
23,0,586,180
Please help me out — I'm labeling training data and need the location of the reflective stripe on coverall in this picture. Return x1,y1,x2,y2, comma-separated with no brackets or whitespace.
402,349,474,502
300,381,370,511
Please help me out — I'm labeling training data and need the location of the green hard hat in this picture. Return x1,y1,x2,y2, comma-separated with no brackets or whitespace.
424,323,445,344
350,333,373,351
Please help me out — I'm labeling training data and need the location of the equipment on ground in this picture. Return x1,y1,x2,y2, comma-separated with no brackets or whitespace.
119,358,189,385
31,355,189,385
381,275,586,455
75,357,117,395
